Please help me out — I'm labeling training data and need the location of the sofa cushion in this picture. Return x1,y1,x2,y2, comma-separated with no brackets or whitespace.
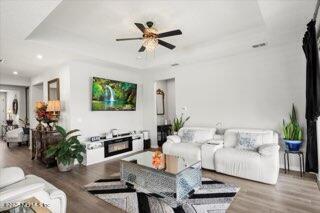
223,131,239,148
236,133,262,151
178,127,215,144
163,142,202,161
0,167,25,189
224,129,277,148
215,148,261,179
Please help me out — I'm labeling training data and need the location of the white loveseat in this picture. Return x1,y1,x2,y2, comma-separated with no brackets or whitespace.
0,167,67,213
6,128,29,147
162,127,216,162
202,129,280,184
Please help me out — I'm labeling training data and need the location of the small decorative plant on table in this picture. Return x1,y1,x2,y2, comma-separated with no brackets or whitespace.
282,104,303,151
152,151,165,170
46,126,86,172
172,113,190,134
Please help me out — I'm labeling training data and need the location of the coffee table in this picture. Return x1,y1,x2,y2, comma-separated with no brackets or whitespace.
120,151,202,207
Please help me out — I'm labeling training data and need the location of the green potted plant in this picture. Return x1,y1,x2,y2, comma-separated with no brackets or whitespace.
46,126,86,172
282,104,303,151
172,113,190,134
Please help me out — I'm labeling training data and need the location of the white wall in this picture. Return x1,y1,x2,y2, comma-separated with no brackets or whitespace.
68,61,143,140
0,73,30,86
0,85,27,124
166,78,176,123
143,42,306,170
30,64,70,129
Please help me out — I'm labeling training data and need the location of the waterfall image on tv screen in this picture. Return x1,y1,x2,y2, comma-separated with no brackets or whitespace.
92,77,137,111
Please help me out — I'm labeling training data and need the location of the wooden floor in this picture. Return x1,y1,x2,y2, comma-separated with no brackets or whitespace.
1,142,320,213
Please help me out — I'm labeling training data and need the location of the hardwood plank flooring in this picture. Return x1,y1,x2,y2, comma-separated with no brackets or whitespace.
1,141,320,213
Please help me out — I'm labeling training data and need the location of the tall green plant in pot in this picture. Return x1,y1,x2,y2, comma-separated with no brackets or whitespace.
172,114,190,134
46,126,86,172
282,104,303,151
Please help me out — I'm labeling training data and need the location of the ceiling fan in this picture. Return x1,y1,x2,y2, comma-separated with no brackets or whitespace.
116,21,182,52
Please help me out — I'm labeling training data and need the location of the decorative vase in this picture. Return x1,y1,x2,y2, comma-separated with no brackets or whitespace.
152,151,165,169
283,139,302,152
36,119,45,131
46,122,53,131
57,159,74,172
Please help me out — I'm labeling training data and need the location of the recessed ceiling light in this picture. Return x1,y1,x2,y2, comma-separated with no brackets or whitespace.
37,54,43,59
13,71,18,75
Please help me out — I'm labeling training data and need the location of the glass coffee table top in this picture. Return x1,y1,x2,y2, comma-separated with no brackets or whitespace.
121,151,202,207
122,151,200,175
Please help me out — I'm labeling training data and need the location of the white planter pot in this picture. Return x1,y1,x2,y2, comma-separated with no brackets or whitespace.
57,159,74,172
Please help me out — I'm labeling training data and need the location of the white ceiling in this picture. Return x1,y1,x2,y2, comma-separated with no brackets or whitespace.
0,0,317,78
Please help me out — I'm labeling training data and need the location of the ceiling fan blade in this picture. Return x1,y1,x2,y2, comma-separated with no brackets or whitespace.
116,37,143,41
138,46,146,52
134,23,145,32
157,29,182,38
158,39,175,50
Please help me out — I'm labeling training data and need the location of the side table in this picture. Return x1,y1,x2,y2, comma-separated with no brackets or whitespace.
283,150,304,177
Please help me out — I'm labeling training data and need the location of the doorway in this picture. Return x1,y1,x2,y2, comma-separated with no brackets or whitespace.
155,78,176,146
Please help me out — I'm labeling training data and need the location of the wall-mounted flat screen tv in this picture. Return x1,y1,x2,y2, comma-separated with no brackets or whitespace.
92,77,137,111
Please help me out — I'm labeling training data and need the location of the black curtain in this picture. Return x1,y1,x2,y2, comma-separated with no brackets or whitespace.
302,20,320,173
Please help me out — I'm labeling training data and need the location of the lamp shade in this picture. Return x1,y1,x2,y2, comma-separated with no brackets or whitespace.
47,100,61,112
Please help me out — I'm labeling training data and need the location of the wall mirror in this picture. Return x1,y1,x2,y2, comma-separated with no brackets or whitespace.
48,78,60,100
156,89,165,115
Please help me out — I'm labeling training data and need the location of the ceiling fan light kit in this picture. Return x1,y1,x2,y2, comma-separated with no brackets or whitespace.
116,21,182,53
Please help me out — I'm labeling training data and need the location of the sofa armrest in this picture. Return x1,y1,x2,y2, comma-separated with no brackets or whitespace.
0,167,25,188
47,188,67,213
0,183,45,202
166,135,181,143
258,144,279,156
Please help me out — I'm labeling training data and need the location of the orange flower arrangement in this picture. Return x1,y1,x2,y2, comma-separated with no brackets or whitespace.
152,151,165,169
35,101,54,123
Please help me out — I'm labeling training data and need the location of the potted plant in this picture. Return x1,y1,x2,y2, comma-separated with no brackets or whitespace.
282,104,303,151
46,126,86,172
172,113,190,134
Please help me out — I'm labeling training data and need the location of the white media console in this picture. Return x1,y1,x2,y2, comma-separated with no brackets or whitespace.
81,133,144,166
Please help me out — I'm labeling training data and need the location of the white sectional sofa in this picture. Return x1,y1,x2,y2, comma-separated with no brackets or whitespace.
162,127,280,185
202,128,280,184
0,167,67,213
162,127,216,162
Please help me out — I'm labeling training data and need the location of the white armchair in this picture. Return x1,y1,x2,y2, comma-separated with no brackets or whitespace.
5,128,29,147
0,167,67,213
202,128,280,184
162,127,216,161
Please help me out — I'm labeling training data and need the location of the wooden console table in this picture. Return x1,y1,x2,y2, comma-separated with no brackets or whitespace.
31,129,62,167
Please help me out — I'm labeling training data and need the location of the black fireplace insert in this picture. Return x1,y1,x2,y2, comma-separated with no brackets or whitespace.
104,136,133,157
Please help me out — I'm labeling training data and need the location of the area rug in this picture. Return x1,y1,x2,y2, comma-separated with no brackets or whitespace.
84,177,239,213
